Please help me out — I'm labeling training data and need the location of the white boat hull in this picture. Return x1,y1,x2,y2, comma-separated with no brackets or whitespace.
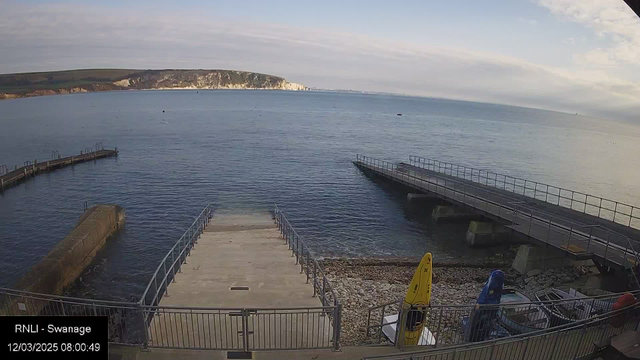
381,314,436,346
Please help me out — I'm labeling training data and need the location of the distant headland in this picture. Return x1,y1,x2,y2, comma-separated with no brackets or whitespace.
0,69,307,100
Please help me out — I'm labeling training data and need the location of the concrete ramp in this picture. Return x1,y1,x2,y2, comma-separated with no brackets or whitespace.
158,212,319,308
149,212,333,350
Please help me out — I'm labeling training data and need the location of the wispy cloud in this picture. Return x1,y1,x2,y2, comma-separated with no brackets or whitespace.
1,2,639,122
537,0,640,66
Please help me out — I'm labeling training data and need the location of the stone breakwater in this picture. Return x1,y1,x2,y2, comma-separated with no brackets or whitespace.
320,258,592,346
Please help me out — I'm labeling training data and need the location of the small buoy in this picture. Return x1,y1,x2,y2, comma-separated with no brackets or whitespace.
162,110,165,113
397,113,402,116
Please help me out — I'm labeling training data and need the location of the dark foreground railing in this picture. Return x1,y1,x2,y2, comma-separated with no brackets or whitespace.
364,301,640,360
366,289,640,349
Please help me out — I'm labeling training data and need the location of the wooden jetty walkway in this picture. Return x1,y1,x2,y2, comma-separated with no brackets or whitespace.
354,154,640,273
0,147,118,192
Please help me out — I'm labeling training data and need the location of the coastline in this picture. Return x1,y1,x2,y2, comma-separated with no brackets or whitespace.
0,86,308,101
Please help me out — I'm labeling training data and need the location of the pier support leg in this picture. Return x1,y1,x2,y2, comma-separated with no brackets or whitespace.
512,245,573,274
465,221,510,247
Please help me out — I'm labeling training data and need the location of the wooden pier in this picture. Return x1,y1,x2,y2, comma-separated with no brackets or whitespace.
0,148,118,192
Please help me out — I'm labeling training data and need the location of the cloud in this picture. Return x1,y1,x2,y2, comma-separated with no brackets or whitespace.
1,2,640,122
537,0,640,66
563,37,576,45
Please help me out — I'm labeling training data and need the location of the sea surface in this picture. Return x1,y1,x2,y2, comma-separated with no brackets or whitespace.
1,90,639,300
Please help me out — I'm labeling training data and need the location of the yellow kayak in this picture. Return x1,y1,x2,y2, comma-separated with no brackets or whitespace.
401,252,432,346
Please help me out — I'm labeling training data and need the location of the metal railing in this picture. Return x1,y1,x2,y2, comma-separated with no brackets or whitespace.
366,289,639,349
274,205,340,309
273,204,342,350
408,155,640,230
0,287,145,345
355,155,640,271
0,287,340,351
364,301,640,360
144,305,337,350
140,204,213,308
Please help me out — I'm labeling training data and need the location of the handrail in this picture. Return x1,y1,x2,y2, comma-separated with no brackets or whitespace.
273,204,340,307
408,155,640,230
355,154,639,269
273,204,342,350
139,204,213,306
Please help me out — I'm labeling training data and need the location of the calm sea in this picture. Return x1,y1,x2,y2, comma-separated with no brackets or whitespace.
1,90,639,300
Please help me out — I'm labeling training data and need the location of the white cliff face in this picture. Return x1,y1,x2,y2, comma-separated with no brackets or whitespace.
112,72,307,91
112,79,130,87
280,82,306,91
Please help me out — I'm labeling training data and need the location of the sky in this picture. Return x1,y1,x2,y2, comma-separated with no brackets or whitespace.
1,0,640,122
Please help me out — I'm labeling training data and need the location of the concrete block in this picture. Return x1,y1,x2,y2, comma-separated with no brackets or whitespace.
465,221,511,247
4,205,125,315
512,244,573,274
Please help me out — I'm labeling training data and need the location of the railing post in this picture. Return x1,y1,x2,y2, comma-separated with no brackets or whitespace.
306,250,310,283
570,191,575,210
572,323,588,359
395,307,406,350
322,276,326,305
545,184,549,202
163,262,169,297
139,304,149,350
313,261,317,297
242,309,250,352
333,303,342,351
171,249,177,280
598,198,603,218
614,202,619,223
435,306,443,348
